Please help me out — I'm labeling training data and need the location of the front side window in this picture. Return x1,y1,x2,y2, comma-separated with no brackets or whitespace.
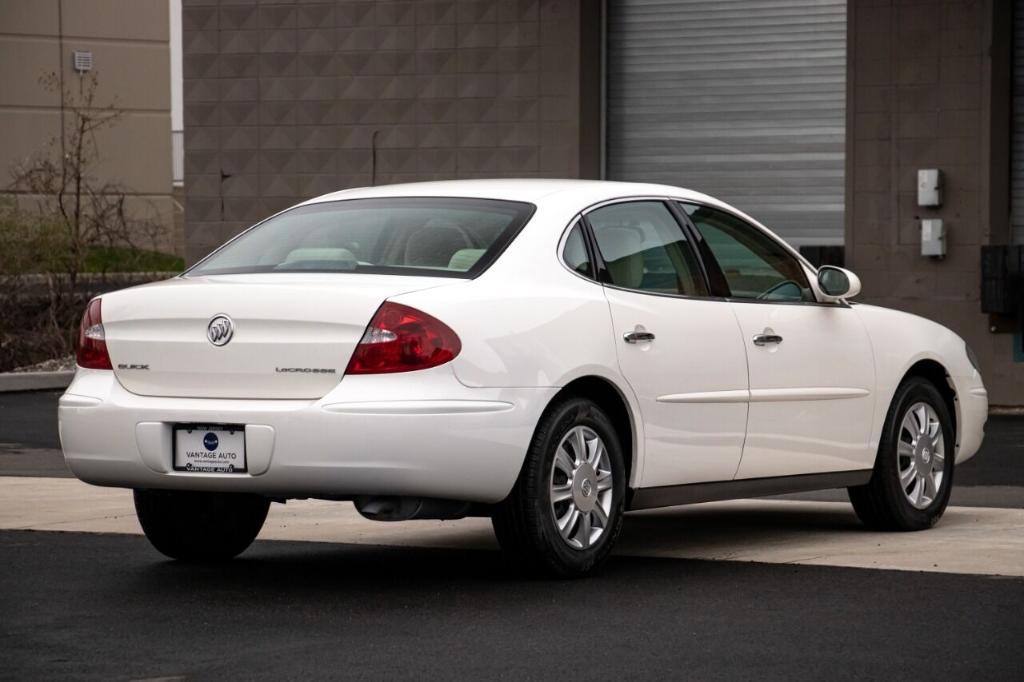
681,203,813,302
587,201,707,296
189,198,535,278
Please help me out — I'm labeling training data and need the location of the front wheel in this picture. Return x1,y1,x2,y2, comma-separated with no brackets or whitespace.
134,489,270,561
492,397,626,577
848,377,955,530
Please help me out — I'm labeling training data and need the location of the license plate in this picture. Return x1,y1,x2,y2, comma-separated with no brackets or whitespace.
173,425,246,473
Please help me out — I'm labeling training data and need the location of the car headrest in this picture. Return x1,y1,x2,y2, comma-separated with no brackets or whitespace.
447,248,486,271
596,227,645,289
404,223,472,267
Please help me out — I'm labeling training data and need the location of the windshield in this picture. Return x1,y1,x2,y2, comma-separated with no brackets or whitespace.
188,197,535,278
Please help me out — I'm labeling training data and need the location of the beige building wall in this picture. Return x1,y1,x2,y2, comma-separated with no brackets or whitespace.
0,0,177,255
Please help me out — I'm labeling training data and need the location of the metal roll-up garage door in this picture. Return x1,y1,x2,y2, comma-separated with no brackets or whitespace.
605,0,847,246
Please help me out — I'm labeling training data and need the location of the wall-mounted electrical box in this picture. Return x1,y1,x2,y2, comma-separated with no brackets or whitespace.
921,219,945,257
917,169,942,207
72,50,93,73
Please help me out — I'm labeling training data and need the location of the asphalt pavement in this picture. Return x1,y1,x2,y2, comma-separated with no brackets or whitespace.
0,389,60,449
2,530,1022,681
1,390,1022,680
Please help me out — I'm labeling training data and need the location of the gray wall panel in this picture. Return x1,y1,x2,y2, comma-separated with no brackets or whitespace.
181,0,592,264
606,0,846,245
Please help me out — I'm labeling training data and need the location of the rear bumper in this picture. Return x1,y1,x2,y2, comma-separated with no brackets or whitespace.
59,367,555,503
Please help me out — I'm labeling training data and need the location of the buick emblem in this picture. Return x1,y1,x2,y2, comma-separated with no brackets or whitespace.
207,315,234,346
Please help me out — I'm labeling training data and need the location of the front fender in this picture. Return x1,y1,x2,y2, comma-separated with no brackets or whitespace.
853,304,986,463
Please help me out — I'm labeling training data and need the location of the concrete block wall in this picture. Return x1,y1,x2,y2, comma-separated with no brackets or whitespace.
182,0,597,264
846,0,1020,405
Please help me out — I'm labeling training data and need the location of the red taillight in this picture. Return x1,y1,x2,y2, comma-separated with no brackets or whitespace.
77,298,112,370
346,302,461,375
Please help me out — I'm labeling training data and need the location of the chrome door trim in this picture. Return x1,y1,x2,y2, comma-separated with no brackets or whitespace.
655,387,870,404
749,387,871,402
656,390,749,404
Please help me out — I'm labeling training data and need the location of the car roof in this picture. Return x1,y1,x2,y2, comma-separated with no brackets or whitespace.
303,178,721,208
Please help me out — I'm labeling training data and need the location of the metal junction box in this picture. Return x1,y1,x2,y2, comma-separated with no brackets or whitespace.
921,219,945,257
917,169,942,207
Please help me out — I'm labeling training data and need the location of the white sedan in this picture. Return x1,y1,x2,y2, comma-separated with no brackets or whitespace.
59,180,988,576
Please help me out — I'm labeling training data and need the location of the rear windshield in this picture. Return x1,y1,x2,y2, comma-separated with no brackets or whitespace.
188,197,535,278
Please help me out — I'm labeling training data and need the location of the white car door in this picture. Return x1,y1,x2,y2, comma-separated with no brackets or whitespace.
580,200,749,486
680,202,876,479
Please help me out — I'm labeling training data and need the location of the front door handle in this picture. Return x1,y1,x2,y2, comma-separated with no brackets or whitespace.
753,329,783,346
623,330,656,344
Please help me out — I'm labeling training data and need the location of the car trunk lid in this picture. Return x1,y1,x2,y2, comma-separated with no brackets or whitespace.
101,273,454,399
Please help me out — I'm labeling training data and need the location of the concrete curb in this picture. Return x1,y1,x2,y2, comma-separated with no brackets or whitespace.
0,371,74,393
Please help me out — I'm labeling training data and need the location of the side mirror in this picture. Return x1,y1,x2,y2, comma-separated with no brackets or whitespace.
817,266,861,302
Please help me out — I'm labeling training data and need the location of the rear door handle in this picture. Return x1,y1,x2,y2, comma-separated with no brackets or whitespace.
623,330,656,344
752,331,783,346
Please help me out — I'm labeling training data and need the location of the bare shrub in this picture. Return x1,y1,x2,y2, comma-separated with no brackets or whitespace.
0,72,171,371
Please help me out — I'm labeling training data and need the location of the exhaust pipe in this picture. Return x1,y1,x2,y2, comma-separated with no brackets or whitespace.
354,496,474,522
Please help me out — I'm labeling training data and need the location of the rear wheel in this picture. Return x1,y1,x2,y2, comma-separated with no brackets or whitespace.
492,397,626,577
134,489,270,561
848,377,955,530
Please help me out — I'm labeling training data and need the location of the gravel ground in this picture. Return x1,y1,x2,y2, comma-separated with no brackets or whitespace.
10,355,75,373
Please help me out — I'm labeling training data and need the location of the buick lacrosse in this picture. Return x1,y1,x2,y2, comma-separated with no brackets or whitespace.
59,180,987,576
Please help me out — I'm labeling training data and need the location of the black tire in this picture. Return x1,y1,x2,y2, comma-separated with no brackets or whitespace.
848,376,955,531
492,397,626,578
134,489,270,561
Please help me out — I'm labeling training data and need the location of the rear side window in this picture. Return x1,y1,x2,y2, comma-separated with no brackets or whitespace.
587,201,707,296
189,198,535,278
681,203,813,303
562,223,593,278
